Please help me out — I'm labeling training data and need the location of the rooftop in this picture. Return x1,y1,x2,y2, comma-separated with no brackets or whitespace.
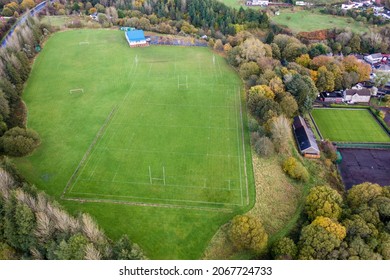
293,116,319,155
345,88,371,96
126,30,145,42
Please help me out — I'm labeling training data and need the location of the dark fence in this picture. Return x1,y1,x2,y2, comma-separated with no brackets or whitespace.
148,36,208,47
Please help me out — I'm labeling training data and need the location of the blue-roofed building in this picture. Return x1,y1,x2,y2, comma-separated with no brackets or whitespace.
125,30,148,47
293,116,320,158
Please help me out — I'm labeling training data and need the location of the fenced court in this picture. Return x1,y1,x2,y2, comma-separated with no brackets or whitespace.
311,108,390,143
46,31,251,210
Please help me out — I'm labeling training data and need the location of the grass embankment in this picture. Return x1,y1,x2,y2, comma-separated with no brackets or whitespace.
13,29,255,259
271,9,370,33
203,141,335,259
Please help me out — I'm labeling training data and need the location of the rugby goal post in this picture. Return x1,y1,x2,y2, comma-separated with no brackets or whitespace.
69,88,84,94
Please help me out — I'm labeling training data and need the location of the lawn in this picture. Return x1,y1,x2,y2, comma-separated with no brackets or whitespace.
311,108,390,143
271,9,369,33
14,29,254,259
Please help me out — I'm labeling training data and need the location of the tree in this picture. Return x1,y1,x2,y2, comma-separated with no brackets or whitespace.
279,93,298,118
282,42,308,62
239,62,259,80
20,0,35,10
1,127,41,157
270,43,281,60
1,7,14,17
229,215,268,254
272,237,297,260
311,217,347,240
247,94,281,124
305,186,343,221
112,235,145,260
268,77,285,97
248,85,275,99
239,37,269,62
342,55,371,82
298,222,343,260
347,183,383,209
349,34,361,53
213,39,224,52
3,195,36,252
308,43,330,58
320,140,337,161
296,54,311,68
0,91,10,121
316,66,335,93
54,234,90,260
270,115,291,154
284,74,318,114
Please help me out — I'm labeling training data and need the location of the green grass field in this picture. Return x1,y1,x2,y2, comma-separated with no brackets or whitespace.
311,109,390,143
14,29,254,259
271,9,369,33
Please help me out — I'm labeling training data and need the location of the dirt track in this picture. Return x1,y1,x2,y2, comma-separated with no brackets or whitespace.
338,148,390,189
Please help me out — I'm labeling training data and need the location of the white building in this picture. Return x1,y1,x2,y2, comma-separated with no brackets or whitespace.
344,88,372,103
364,53,383,64
246,0,269,6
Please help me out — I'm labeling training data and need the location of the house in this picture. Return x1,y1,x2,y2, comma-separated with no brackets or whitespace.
341,4,354,10
376,64,390,73
246,0,269,6
344,88,372,103
295,1,311,6
320,91,344,103
364,53,383,64
292,116,320,159
125,30,148,47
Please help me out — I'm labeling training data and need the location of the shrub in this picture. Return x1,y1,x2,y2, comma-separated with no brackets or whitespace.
320,140,337,162
0,127,41,157
282,157,309,182
254,136,275,158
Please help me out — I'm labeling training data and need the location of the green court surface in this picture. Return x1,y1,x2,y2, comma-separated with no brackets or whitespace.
311,108,390,143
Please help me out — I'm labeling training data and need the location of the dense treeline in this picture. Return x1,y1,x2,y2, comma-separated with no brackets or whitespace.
40,0,269,35
272,183,390,260
0,16,49,157
0,162,146,260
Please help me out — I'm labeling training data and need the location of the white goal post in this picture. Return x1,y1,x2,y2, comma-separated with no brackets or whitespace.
69,88,84,94
79,41,90,45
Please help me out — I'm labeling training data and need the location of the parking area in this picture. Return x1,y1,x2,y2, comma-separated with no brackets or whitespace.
338,148,390,189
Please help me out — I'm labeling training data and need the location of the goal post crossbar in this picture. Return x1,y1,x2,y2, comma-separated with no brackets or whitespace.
69,88,84,94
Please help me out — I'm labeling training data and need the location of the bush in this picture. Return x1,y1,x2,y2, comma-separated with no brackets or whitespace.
282,157,309,182
320,140,337,162
0,127,41,157
254,136,275,158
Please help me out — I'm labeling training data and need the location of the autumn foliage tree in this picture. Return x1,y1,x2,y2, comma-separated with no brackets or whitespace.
229,215,268,255
305,185,343,221
272,237,297,260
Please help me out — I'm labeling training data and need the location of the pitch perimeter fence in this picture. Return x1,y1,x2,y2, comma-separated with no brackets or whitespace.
148,36,208,47
334,142,390,149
